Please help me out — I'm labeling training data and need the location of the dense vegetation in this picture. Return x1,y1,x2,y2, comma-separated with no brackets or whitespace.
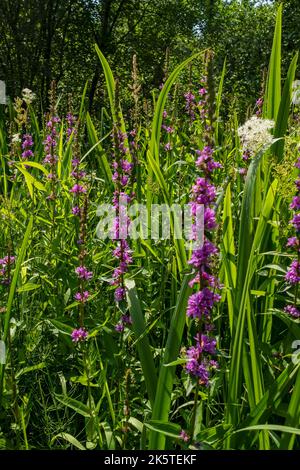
0,1,300,451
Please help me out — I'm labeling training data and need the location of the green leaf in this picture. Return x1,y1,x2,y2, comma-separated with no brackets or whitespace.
86,112,112,187
51,433,86,450
221,182,236,334
17,161,48,175
17,283,41,293
215,58,226,145
149,274,192,449
145,420,181,439
95,45,116,120
15,362,46,379
236,424,300,437
150,50,206,164
55,394,91,418
273,52,299,161
264,3,282,120
0,217,33,398
48,319,73,335
125,279,157,407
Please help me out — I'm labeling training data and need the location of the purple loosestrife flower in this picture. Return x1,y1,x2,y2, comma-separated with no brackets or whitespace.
71,328,88,342
197,333,217,355
285,260,300,284
188,240,218,269
66,113,77,141
284,305,300,318
195,147,222,173
72,206,80,216
74,291,90,303
115,313,132,330
164,142,172,151
179,430,190,442
256,97,263,117
242,150,251,161
290,196,300,211
287,237,300,251
70,184,87,194
0,256,15,266
121,314,132,325
71,170,86,179
0,255,15,286
192,178,216,205
204,207,217,230
75,266,93,280
291,214,300,232
184,91,196,120
115,323,125,332
186,289,221,319
72,158,80,167
21,133,34,159
115,286,126,302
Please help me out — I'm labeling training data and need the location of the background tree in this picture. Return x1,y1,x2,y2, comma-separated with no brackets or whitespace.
0,0,289,117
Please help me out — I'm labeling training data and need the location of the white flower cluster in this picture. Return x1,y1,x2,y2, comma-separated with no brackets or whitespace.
11,133,21,143
22,88,36,104
292,80,300,106
238,115,275,155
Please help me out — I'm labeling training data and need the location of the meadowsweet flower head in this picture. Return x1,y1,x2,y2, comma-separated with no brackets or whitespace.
292,80,300,105
238,116,275,156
